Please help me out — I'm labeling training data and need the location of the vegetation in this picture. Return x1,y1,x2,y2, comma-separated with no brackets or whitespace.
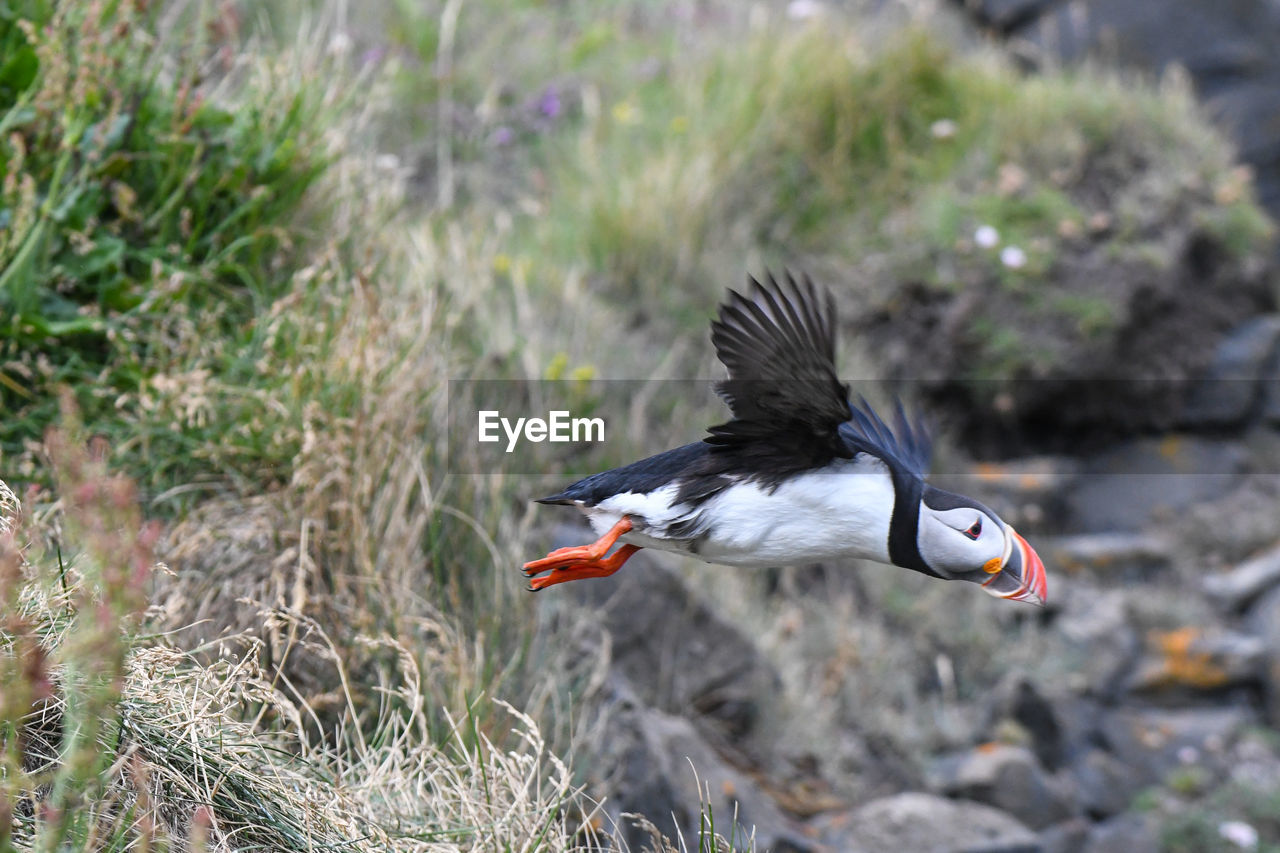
0,0,1274,850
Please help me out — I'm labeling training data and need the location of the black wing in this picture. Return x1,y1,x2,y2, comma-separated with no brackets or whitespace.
840,397,932,480
704,272,854,475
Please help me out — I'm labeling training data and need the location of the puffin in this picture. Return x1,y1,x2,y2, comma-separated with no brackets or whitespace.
522,272,1047,605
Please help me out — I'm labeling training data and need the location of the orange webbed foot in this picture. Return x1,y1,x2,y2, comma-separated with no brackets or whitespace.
522,517,638,590
526,545,640,591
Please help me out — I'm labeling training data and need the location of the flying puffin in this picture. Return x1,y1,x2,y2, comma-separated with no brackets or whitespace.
522,272,1047,605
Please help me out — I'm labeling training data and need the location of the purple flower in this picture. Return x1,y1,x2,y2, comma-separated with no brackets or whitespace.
491,126,515,147
538,88,562,119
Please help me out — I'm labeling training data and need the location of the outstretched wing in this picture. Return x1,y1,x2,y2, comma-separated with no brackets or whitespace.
840,397,933,480
705,272,854,472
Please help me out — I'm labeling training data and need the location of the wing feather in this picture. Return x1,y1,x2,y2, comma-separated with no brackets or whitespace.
705,272,853,469
702,271,934,483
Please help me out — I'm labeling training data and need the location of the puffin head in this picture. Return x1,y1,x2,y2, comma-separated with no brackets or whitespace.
916,485,1047,606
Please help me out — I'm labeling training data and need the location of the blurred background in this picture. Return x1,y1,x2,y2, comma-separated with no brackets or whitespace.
3,0,1280,850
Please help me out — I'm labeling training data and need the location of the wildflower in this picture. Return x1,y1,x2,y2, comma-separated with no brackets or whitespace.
1218,821,1258,850
612,101,638,124
327,32,352,56
787,0,825,20
1000,246,1027,269
544,352,569,381
490,126,515,147
670,115,689,134
538,87,562,120
974,225,999,248
930,119,957,139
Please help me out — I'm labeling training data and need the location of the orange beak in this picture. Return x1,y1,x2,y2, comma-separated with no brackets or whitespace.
981,526,1048,606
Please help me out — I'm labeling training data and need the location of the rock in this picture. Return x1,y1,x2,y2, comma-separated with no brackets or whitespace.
929,743,1077,829
1082,813,1160,853
813,791,1039,853
1204,542,1280,612
1052,583,1141,696
984,675,1069,770
1181,316,1280,428
1180,475,1280,566
1066,437,1247,532
1068,749,1144,820
1264,377,1280,424
983,686,1146,819
830,728,928,801
1243,582,1280,725
1043,533,1173,582
1124,627,1265,695
593,678,811,853
1039,817,1091,853
1098,706,1252,786
957,0,1057,34
553,529,781,752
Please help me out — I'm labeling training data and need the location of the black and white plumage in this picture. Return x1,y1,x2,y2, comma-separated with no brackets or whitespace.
523,272,1047,605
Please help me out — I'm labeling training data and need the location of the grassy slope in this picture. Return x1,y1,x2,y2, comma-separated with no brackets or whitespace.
1,0,1275,850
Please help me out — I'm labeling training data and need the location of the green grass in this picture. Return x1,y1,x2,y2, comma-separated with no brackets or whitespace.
473,19,1274,384
0,1,336,493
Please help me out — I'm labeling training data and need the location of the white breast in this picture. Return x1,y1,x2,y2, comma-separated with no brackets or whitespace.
585,457,896,569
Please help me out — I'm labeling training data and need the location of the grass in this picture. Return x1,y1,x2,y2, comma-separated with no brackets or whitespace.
0,0,337,493
0,0,1276,850
1157,777,1280,853
495,18,1273,385
1,458,599,850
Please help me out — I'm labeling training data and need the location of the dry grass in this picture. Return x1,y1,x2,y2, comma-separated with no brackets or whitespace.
1,465,639,851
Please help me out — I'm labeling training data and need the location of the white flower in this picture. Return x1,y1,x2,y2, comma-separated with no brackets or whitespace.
328,32,353,56
930,119,957,139
1219,821,1259,850
974,225,999,249
1000,246,1027,269
787,0,824,20
1177,745,1199,764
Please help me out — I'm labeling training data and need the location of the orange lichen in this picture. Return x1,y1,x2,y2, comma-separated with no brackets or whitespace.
1149,627,1232,689
974,462,1003,482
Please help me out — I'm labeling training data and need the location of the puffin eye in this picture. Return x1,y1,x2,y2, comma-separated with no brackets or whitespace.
963,519,982,540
